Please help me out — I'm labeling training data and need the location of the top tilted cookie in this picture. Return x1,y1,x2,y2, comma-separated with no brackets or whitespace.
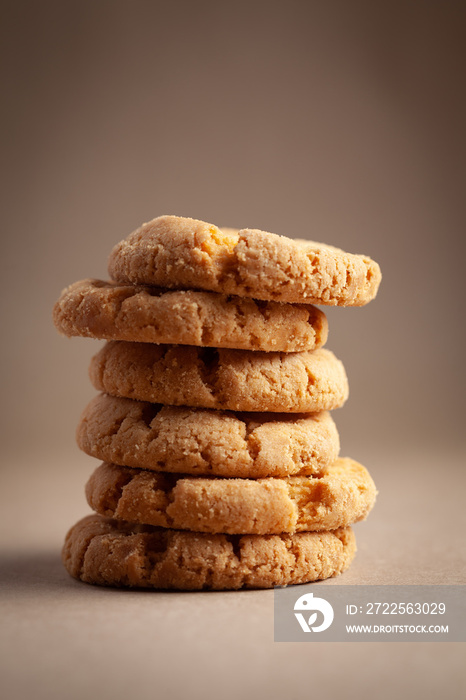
108,215,381,306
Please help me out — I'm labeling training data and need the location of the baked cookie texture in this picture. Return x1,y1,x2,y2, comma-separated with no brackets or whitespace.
54,214,381,589
89,342,349,413
108,215,381,306
85,458,375,535
62,514,356,590
53,278,328,352
77,394,340,478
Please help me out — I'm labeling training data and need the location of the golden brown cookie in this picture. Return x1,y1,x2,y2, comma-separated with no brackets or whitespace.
53,278,328,352
77,394,340,478
85,458,376,535
108,215,381,306
89,342,349,413
62,514,356,589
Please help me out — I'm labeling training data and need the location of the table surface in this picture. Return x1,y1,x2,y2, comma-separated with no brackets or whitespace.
1,447,465,700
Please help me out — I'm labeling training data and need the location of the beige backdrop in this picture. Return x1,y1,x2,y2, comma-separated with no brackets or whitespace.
2,0,465,461
1,2,465,699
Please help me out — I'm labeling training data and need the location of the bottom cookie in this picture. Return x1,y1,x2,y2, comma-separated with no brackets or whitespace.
62,515,356,590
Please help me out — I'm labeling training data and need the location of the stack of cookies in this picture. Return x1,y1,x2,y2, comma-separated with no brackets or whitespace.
53,215,381,590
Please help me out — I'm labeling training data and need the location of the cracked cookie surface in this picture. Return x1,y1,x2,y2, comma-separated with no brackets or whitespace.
89,342,349,412
53,278,328,352
77,394,339,478
62,514,356,589
108,215,381,306
85,458,376,535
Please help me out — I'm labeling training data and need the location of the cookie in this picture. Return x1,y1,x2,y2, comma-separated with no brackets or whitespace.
53,279,328,352
85,458,375,535
77,394,340,478
89,342,349,413
108,215,381,306
62,514,356,589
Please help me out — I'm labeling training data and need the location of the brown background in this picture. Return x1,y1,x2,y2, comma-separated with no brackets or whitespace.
1,1,465,699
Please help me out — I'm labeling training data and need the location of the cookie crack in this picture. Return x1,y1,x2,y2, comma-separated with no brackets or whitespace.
285,476,336,531
77,533,96,578
104,412,127,440
228,534,243,560
140,402,163,428
142,531,170,583
198,347,220,395
245,434,260,463
89,466,134,518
